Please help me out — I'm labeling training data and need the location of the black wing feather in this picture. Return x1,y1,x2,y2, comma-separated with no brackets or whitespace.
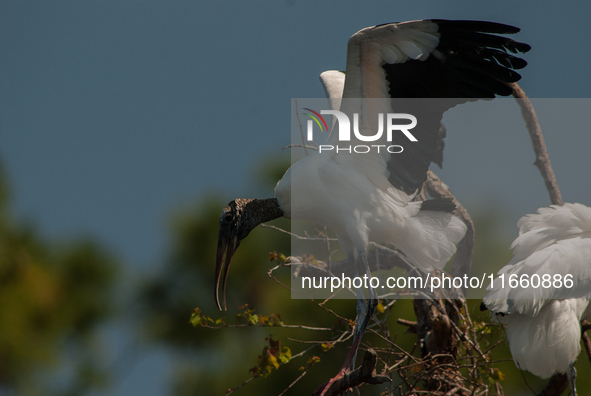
383,20,530,194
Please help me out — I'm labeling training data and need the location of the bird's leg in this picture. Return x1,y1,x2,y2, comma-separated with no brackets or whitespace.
313,250,372,396
341,250,379,372
343,253,379,392
340,252,367,372
346,284,367,371
359,250,379,330
567,363,578,396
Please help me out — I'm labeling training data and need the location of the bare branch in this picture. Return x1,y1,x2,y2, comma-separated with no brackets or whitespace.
511,83,562,206
312,349,391,396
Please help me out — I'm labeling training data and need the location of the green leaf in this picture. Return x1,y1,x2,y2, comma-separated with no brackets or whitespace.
189,308,202,327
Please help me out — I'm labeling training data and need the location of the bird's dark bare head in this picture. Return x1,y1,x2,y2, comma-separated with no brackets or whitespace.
214,198,283,310
219,198,262,242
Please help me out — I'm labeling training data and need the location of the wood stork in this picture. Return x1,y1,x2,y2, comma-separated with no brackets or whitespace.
482,203,591,396
215,19,530,391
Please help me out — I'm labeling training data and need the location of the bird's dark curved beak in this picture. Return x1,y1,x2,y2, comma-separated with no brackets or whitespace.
214,224,239,311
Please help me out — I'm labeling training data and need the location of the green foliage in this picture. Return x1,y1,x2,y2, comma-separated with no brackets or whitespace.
189,307,225,327
236,305,284,326
189,305,284,328
249,336,292,378
0,164,118,395
299,355,321,371
488,368,506,383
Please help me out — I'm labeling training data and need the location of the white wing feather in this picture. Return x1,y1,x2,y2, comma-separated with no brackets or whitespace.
484,203,591,315
319,70,345,111
511,203,591,263
343,20,440,99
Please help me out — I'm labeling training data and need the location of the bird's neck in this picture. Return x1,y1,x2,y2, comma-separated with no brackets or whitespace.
234,198,283,241
246,198,284,224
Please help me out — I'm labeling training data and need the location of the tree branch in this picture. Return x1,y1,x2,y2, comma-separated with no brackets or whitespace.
511,83,562,206
312,349,391,396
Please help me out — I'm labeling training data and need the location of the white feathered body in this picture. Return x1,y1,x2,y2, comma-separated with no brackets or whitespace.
483,203,591,377
274,150,466,272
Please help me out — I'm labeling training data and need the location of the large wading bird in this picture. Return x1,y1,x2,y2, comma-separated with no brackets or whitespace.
482,203,591,396
215,19,530,392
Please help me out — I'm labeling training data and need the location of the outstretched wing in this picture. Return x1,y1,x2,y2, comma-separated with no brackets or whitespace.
327,19,530,195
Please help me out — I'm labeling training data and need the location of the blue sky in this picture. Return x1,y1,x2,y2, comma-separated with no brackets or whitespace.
1,1,590,394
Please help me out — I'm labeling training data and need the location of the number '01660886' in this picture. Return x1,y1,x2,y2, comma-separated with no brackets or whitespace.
489,273,574,289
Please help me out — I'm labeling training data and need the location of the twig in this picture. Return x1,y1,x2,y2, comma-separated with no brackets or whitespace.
260,224,338,241
278,370,308,396
283,143,319,151
267,262,309,295
199,321,333,331
288,343,325,361
226,376,256,395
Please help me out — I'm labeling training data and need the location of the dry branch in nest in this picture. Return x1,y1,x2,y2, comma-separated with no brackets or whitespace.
312,349,391,396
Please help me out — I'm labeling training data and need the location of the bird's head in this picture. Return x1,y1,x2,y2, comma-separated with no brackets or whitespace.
214,198,283,310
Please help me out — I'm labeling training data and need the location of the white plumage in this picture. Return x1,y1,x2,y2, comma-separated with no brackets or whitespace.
483,203,591,393
503,299,589,378
275,148,467,272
